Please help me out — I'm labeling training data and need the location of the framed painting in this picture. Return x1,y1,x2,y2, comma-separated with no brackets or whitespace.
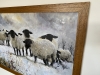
0,2,90,75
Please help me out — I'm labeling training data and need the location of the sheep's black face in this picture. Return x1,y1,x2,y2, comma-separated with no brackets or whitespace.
23,39,32,48
40,34,58,42
8,30,18,38
53,35,58,38
22,29,33,38
46,34,58,41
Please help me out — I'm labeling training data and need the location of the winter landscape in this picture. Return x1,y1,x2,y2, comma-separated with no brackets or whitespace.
0,13,78,75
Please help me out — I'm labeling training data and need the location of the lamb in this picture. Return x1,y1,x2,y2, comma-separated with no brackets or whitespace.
40,34,58,49
23,38,57,66
56,48,73,64
8,30,18,55
22,29,33,56
0,29,9,45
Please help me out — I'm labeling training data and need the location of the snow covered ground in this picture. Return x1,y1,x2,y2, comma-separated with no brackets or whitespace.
0,45,73,75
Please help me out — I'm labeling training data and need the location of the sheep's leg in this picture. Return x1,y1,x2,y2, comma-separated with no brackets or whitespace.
29,49,33,56
43,59,47,65
22,48,24,56
59,59,62,64
34,56,37,63
16,49,19,56
46,59,49,66
6,40,8,46
56,58,58,63
6,40,10,46
50,54,55,66
56,54,59,63
56,50,61,63
13,47,16,55
8,40,10,46
25,48,28,55
2,40,4,45
18,49,21,56
56,54,61,64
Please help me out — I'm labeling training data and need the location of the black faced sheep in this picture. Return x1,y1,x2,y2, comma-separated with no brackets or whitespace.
40,34,58,49
15,33,25,56
8,30,18,55
0,29,9,45
23,38,57,66
22,29,33,56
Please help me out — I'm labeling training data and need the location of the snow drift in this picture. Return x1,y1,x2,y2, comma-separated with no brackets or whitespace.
0,45,73,75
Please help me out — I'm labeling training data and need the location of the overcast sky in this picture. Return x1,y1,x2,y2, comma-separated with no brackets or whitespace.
0,13,78,50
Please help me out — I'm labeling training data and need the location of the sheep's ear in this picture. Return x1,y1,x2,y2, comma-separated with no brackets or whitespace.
23,41,25,43
40,35,46,39
53,35,58,38
57,50,61,54
6,30,9,32
15,32,18,36
8,31,11,35
29,31,33,34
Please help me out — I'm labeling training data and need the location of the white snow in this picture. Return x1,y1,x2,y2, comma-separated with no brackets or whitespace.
0,45,73,75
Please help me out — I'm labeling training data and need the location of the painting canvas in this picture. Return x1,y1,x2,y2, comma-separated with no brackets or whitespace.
0,13,78,75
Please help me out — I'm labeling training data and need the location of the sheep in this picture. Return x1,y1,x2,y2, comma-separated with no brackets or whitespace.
15,33,25,56
40,34,58,49
22,29,33,39
22,29,33,56
5,30,10,46
56,48,73,64
8,30,18,55
23,38,57,66
0,29,9,45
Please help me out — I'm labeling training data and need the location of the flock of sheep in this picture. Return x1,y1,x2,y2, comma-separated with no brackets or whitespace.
0,29,73,67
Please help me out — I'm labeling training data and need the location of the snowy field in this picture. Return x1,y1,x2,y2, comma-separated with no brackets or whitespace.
0,45,73,75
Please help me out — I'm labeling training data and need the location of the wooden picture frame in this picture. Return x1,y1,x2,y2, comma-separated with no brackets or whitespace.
0,2,90,75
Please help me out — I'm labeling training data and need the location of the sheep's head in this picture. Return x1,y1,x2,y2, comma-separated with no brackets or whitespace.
23,39,33,49
22,29,32,38
1,29,9,37
66,52,73,63
5,30,9,37
40,34,58,42
8,30,18,38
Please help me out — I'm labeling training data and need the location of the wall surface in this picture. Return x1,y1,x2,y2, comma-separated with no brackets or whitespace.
0,0,100,75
